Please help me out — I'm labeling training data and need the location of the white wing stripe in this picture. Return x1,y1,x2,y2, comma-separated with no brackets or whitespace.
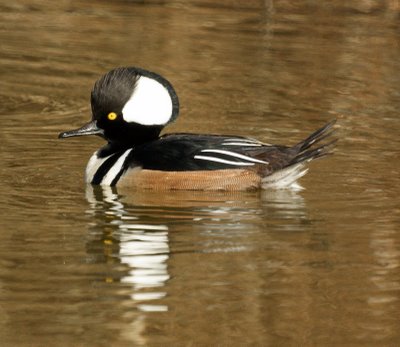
200,149,269,164
194,155,254,166
223,142,262,147
222,138,261,143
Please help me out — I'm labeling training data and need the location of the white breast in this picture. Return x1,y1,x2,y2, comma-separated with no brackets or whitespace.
101,149,132,185
85,149,133,185
85,150,111,184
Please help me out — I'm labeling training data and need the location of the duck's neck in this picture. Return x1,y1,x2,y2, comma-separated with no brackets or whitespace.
96,142,129,158
98,124,163,157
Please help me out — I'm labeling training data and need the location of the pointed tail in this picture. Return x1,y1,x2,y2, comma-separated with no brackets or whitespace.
290,119,337,165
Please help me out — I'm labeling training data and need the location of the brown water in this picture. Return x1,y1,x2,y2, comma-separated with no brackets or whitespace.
1,0,400,346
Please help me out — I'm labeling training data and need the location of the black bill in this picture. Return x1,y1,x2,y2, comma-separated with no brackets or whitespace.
58,120,104,139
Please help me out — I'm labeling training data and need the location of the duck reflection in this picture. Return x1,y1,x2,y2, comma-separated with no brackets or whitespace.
117,223,169,312
84,185,307,313
86,185,170,313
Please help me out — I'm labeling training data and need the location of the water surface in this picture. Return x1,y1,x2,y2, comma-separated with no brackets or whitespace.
1,1,399,345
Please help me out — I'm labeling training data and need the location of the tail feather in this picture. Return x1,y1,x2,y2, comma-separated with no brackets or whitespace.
291,138,337,165
292,120,337,165
261,120,337,190
296,119,336,152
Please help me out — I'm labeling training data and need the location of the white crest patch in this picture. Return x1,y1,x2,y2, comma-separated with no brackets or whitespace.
122,76,173,126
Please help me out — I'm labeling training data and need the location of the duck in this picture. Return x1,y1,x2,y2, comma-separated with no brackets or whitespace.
59,67,336,191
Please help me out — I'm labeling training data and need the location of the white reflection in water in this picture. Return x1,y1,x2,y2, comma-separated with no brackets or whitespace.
86,185,170,313
85,184,308,313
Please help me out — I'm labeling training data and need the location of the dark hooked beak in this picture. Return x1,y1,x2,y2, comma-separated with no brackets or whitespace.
58,120,104,139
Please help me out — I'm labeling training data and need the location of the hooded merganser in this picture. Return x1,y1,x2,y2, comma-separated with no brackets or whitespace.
59,67,336,191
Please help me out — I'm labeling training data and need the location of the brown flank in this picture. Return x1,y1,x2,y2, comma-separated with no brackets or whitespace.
117,168,261,191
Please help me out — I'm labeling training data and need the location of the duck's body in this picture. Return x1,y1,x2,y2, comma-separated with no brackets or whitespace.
59,67,336,191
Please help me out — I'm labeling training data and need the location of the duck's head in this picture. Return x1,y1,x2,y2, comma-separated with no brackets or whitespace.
59,67,179,146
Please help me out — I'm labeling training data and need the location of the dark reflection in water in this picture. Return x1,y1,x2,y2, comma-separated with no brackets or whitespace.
1,0,400,345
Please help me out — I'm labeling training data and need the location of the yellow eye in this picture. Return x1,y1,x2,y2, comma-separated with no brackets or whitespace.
107,112,117,121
